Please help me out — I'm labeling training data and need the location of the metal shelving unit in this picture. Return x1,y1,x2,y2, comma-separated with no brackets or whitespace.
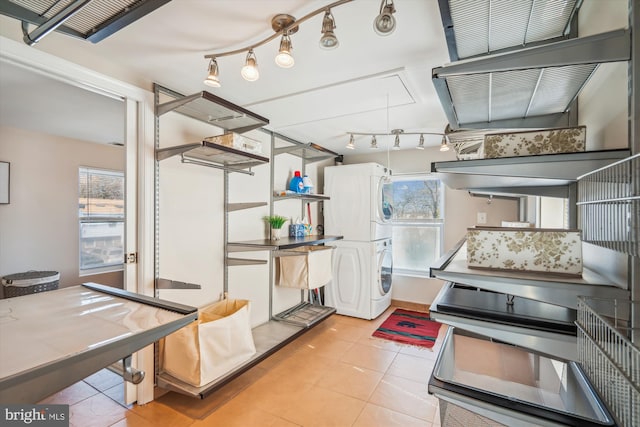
153,84,338,399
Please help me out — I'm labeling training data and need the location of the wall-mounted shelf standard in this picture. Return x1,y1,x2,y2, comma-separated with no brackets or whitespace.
227,235,343,252
273,142,338,164
156,90,269,133
430,241,629,310
431,149,631,197
273,193,330,202
156,140,269,175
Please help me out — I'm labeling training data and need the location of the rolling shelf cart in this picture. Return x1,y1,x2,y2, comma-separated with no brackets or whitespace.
152,84,340,398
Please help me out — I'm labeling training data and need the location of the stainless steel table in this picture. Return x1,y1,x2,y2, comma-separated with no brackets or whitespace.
0,282,197,403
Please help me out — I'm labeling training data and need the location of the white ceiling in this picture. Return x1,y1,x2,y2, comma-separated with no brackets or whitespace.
0,0,452,154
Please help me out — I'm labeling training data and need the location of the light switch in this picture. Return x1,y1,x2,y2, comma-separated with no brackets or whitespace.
477,212,487,224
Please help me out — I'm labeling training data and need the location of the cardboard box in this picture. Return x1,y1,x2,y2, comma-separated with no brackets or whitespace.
204,132,262,155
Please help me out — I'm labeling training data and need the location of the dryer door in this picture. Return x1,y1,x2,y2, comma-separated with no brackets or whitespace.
376,176,393,223
378,245,393,296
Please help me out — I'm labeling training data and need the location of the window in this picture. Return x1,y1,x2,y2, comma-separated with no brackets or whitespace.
79,167,125,273
391,175,444,276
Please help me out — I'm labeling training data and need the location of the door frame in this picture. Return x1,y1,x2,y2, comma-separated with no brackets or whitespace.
0,36,156,404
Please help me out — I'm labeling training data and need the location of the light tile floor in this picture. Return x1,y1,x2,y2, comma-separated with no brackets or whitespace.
40,306,447,427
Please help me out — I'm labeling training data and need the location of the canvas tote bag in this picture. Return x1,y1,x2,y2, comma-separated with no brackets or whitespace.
163,298,256,386
277,246,333,289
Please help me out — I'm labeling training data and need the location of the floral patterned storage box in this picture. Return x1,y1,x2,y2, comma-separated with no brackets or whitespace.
483,126,586,159
466,227,583,276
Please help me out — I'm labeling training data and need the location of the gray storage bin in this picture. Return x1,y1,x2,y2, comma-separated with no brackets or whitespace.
2,271,60,298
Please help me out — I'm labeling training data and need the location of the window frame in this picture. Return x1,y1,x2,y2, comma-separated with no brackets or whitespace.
78,166,125,275
391,173,445,277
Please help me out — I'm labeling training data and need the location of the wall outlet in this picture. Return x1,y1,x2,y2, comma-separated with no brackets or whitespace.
477,212,487,224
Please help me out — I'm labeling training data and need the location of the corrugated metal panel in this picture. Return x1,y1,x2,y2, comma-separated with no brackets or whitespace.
446,73,490,124
2,0,170,42
9,0,144,33
448,0,577,59
528,64,598,116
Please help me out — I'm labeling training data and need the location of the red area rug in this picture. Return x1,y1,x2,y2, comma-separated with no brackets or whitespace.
372,309,442,348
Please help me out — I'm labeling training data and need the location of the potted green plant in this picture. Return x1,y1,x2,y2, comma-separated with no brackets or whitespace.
263,215,288,240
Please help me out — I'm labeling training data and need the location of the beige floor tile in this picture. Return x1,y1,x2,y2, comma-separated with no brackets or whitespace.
397,342,442,360
386,353,436,384
281,385,367,427
236,372,315,416
319,322,369,343
268,348,337,385
103,383,131,408
369,374,439,421
317,360,384,400
192,399,296,427
83,369,123,392
38,381,99,405
69,393,128,427
352,402,430,427
295,334,355,360
340,342,398,372
109,410,184,427
131,401,194,426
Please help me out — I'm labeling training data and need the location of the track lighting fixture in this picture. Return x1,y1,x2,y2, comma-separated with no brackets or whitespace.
391,129,402,150
346,130,446,151
202,0,401,85
440,135,450,152
320,9,339,50
374,0,396,36
241,49,259,82
275,33,294,68
346,134,355,149
203,58,221,87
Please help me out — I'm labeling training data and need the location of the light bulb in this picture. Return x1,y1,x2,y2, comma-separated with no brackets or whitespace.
241,50,259,81
275,34,294,68
203,58,221,88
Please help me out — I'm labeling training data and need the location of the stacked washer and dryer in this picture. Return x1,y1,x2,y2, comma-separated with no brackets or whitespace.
323,163,393,320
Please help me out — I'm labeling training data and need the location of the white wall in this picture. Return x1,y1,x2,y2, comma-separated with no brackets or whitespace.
576,0,631,288
0,126,125,295
578,0,629,151
340,147,519,305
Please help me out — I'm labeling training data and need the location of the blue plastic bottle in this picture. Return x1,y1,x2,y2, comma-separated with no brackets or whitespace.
289,171,304,193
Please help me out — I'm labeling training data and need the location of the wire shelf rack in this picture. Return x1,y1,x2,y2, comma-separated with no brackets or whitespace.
576,297,640,427
577,153,640,256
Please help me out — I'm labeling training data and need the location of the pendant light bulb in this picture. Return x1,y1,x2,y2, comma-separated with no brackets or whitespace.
373,0,396,36
440,135,450,152
319,9,339,49
275,34,295,68
374,0,396,36
203,58,221,88
392,133,400,150
416,134,425,149
370,135,378,149
346,134,355,149
241,49,260,81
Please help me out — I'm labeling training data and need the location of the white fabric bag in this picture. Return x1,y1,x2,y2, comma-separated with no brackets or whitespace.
162,298,256,386
277,246,333,289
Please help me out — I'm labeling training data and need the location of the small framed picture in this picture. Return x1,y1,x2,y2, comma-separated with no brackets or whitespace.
0,161,9,204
